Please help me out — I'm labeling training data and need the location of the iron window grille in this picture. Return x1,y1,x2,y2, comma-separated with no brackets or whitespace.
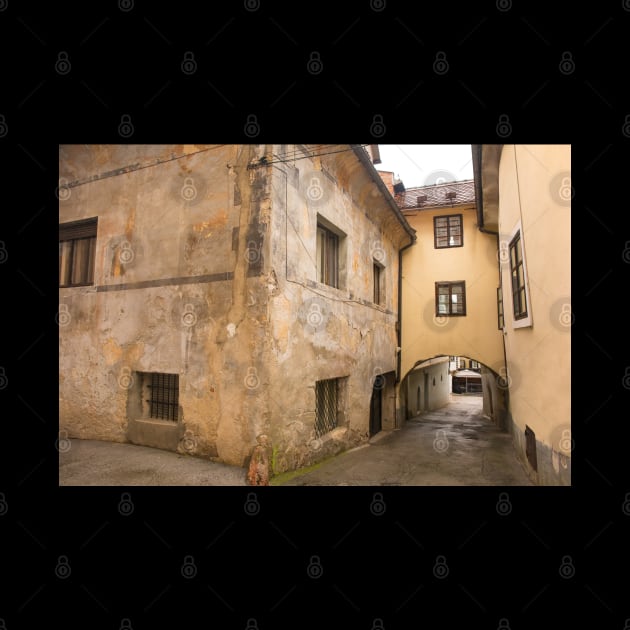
147,373,179,421
316,224,339,288
315,378,338,438
59,217,98,287
435,281,466,316
434,214,463,249
509,231,528,320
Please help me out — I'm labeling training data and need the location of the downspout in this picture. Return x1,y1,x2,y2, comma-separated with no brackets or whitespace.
472,144,509,428
397,240,414,384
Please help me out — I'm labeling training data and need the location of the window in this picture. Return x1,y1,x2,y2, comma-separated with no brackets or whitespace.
316,223,339,288
435,281,466,316
458,359,466,370
315,378,338,438
434,214,463,248
509,231,528,320
525,425,538,472
144,372,179,421
373,261,384,305
497,286,505,330
470,360,480,370
59,217,97,287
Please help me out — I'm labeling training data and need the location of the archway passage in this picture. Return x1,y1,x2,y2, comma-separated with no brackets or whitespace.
399,355,508,430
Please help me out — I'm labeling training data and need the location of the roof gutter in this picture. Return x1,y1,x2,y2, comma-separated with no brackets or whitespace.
471,144,498,236
350,144,416,245
472,143,503,236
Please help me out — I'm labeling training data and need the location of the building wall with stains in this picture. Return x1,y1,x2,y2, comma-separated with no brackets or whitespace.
59,144,412,474
59,144,273,467
264,145,411,473
496,144,571,485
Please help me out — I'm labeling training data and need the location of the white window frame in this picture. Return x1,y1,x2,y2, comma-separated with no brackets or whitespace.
508,220,533,329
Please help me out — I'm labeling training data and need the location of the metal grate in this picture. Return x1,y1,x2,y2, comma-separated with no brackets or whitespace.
315,378,338,438
147,373,179,421
525,425,538,471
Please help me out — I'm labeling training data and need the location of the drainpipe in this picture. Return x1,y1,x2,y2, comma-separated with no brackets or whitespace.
396,240,414,384
472,144,509,428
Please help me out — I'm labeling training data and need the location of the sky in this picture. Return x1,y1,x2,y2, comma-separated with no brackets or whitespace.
375,145,474,188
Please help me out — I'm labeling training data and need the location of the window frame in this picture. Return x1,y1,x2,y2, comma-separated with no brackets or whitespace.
433,214,463,249
316,222,339,289
507,221,533,328
435,281,467,317
373,260,384,306
59,217,98,288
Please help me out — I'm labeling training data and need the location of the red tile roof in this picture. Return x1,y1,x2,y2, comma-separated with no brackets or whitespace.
395,179,475,209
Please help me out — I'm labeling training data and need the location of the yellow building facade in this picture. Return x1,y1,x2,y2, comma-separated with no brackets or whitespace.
397,179,505,423
474,144,571,485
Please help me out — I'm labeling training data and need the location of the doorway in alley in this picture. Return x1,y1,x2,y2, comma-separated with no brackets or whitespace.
369,382,382,436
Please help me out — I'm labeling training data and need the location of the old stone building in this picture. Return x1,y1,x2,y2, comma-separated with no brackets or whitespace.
59,144,415,475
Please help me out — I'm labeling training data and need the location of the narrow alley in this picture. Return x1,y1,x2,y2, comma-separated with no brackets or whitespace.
277,395,533,486
59,395,532,486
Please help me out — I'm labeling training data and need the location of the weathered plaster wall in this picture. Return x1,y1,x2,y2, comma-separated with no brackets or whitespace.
497,144,571,485
59,144,273,466
265,145,409,473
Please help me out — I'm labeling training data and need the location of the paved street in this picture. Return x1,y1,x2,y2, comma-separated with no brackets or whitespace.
59,396,532,486
59,439,247,486
276,395,533,486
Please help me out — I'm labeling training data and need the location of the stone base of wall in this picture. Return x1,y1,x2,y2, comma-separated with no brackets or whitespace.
127,417,182,452
509,414,571,486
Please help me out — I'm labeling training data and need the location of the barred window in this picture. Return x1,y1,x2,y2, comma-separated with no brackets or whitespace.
59,217,98,287
434,214,463,248
315,378,338,438
144,373,179,422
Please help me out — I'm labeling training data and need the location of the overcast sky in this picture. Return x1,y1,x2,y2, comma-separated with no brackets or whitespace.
375,145,474,188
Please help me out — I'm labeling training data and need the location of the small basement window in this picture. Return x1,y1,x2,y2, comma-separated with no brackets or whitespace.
142,372,179,422
525,425,538,472
315,377,339,438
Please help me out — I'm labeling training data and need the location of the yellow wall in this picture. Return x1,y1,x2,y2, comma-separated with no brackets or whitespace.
400,205,504,380
498,145,571,477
